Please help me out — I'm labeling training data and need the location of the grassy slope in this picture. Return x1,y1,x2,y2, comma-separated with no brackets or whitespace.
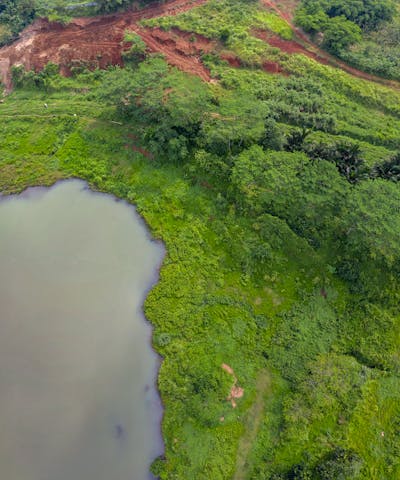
1,1,400,479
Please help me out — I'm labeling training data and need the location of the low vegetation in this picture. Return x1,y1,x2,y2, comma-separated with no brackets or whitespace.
1,0,400,479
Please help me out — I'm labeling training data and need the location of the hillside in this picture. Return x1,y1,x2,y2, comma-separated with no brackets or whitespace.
1,0,400,479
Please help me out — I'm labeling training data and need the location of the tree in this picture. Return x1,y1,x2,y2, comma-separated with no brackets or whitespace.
297,0,395,32
231,146,348,242
322,16,362,54
332,141,368,183
96,0,133,13
295,6,329,34
374,152,400,182
284,128,311,152
323,0,395,31
99,57,212,161
314,447,363,479
199,93,268,157
344,179,400,267
305,140,369,183
0,0,35,44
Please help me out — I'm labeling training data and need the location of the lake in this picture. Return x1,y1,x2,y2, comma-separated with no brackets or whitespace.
0,180,164,480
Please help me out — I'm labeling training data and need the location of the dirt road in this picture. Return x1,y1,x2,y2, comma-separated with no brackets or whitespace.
0,0,209,91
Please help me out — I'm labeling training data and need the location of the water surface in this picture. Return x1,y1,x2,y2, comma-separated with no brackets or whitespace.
0,180,164,480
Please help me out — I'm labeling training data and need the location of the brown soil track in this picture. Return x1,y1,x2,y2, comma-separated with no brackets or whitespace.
0,0,210,91
1,0,399,93
131,26,215,81
254,29,329,65
260,0,400,89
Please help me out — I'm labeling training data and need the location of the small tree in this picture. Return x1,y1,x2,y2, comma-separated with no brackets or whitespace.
122,31,147,66
322,16,362,55
96,0,132,13
314,447,363,479
374,152,400,182
284,127,311,152
333,141,368,183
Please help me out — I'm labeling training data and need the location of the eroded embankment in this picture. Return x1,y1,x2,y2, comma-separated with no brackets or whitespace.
0,0,211,90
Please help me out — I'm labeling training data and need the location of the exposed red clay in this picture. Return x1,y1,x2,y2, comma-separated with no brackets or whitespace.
0,0,209,91
126,132,154,158
131,26,215,81
220,53,241,68
262,59,285,74
125,143,154,158
254,29,329,65
260,0,400,89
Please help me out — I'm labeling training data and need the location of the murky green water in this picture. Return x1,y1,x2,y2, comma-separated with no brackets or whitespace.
0,180,164,480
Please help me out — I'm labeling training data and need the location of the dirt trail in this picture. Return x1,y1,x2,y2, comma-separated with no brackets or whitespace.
233,370,271,480
261,0,400,89
0,0,209,91
132,27,215,81
2,0,399,93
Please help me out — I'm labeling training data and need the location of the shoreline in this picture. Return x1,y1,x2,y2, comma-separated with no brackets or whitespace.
0,178,166,479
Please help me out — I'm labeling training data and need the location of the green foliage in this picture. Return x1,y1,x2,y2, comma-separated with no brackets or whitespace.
314,447,364,479
374,152,400,181
295,0,399,79
2,2,400,476
99,58,213,162
322,15,362,54
231,146,348,244
95,0,133,14
296,0,395,32
344,179,400,267
11,62,61,90
122,31,147,65
0,0,35,44
143,0,290,67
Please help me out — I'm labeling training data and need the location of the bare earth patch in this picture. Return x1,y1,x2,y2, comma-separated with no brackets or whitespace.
0,0,210,91
222,363,244,408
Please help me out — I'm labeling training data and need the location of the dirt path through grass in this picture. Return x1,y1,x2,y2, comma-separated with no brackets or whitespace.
233,369,271,480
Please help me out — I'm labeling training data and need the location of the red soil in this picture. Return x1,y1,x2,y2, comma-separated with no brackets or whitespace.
0,0,210,91
126,132,153,158
262,59,285,74
254,29,329,65
2,0,399,92
260,0,400,89
220,53,241,68
132,26,215,81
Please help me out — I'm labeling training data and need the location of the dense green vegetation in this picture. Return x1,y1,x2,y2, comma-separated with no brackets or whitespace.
295,0,400,80
1,0,400,479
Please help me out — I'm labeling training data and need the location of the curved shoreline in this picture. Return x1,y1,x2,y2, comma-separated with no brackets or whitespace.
0,178,166,480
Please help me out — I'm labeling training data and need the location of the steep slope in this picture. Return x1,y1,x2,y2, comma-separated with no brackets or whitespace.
0,0,209,90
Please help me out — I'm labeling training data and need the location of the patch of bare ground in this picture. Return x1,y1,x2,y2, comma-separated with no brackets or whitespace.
220,52,242,68
254,29,329,65
0,0,209,91
130,26,215,81
221,363,245,409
